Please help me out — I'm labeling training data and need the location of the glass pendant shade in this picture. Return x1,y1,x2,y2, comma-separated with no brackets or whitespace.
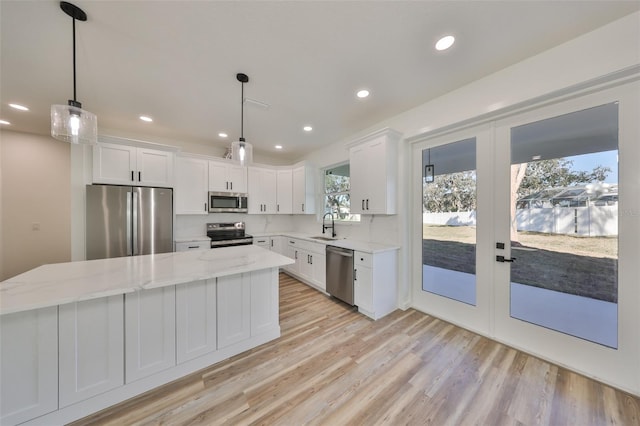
231,140,253,166
51,103,97,144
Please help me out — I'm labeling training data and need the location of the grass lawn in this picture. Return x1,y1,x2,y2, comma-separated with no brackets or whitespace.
423,225,618,303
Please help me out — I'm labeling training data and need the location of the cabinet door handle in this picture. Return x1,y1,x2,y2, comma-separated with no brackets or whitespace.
354,269,357,280
205,203,207,212
362,200,365,210
295,250,298,260
366,199,369,210
302,203,304,212
271,239,274,247
277,204,280,212
138,171,141,182
230,182,233,190
188,245,199,249
131,171,135,181
310,255,313,265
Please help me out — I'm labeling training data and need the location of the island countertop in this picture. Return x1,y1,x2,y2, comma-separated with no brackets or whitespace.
0,245,294,316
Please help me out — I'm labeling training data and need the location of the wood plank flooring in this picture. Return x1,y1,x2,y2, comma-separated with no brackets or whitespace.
72,273,639,426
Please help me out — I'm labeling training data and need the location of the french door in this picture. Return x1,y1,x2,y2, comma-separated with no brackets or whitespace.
412,80,640,393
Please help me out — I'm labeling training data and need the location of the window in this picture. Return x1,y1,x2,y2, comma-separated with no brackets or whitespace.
324,163,360,222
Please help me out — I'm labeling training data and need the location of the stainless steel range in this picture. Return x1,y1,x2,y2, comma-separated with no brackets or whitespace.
206,222,253,248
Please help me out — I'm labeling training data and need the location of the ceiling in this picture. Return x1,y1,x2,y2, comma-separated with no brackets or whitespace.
1,1,638,161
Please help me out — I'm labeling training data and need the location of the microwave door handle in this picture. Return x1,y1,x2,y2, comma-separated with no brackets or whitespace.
126,192,133,256
132,191,139,256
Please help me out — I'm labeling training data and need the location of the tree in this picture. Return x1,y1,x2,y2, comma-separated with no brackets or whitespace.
423,171,476,213
510,158,611,242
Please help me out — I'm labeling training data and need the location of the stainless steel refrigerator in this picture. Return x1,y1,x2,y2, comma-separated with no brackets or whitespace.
86,184,173,260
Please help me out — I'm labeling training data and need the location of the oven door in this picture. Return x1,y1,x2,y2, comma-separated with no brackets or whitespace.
209,192,248,213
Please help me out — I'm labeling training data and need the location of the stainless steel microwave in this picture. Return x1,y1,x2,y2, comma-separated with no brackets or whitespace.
208,192,248,213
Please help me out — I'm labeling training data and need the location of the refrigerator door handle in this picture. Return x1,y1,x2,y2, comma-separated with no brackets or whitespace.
132,191,139,256
126,192,133,256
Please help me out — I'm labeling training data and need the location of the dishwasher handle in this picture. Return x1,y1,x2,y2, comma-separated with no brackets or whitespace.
326,246,353,257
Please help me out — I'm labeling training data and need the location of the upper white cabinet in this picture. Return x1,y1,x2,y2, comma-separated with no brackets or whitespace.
209,160,247,193
175,156,209,215
93,142,174,187
276,169,293,214
349,128,401,215
248,166,277,214
292,164,315,214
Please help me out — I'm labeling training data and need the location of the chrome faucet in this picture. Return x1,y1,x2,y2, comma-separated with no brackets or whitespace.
322,212,336,238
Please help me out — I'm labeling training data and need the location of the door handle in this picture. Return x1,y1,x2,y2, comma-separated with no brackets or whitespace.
496,255,516,263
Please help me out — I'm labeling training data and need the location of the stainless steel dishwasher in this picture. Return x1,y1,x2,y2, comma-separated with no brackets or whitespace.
326,245,354,305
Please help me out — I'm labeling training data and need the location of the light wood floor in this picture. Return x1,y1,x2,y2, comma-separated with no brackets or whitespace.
73,273,639,426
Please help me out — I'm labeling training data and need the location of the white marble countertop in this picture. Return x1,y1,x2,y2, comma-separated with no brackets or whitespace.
252,232,400,254
0,245,293,316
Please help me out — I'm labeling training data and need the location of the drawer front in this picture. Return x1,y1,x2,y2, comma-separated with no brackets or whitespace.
175,241,209,251
354,251,372,268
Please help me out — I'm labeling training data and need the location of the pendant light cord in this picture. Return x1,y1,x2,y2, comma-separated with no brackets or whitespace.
240,80,244,141
72,17,77,102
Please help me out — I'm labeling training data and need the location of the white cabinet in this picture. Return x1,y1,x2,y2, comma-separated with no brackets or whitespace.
292,164,315,214
176,279,217,364
59,296,124,407
253,236,271,248
175,156,209,215
125,286,176,383
349,129,400,215
248,167,277,214
270,235,286,255
209,160,247,193
250,268,279,336
284,238,326,291
217,273,251,349
353,250,398,320
93,142,174,187
175,240,210,251
276,169,293,214
0,307,58,426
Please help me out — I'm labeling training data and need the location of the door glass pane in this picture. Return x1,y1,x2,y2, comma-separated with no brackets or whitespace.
422,138,477,305
510,103,618,348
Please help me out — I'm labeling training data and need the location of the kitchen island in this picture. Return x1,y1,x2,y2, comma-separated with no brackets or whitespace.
0,246,293,426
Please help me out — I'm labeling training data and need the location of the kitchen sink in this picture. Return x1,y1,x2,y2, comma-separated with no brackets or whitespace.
310,236,336,241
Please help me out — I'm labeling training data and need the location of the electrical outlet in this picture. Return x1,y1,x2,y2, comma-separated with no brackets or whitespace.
32,222,40,231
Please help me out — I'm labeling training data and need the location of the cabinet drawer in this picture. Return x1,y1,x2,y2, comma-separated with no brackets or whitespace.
354,251,372,268
175,241,210,251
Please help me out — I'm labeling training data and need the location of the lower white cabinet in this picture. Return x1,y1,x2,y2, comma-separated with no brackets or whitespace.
353,250,398,320
284,238,326,291
0,307,58,426
250,269,279,336
59,296,124,407
270,236,286,255
125,286,176,383
175,240,210,251
176,279,217,364
217,273,251,349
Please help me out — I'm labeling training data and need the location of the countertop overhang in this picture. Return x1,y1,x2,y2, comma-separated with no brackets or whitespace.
0,245,293,316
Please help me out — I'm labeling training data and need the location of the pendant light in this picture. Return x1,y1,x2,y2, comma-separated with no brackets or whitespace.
231,73,253,165
51,1,97,145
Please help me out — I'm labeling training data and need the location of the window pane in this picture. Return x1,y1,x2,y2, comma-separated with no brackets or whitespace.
510,103,618,348
422,138,477,305
325,164,359,221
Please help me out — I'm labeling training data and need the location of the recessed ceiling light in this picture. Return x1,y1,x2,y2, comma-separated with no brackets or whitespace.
139,115,153,122
435,35,455,51
0,119,10,125
356,89,370,98
303,126,313,132
218,132,228,138
275,145,283,150
9,103,29,111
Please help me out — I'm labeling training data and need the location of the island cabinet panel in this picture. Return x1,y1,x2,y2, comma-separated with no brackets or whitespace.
0,307,58,425
125,287,176,383
176,279,217,364
250,269,279,336
58,296,124,408
217,273,251,349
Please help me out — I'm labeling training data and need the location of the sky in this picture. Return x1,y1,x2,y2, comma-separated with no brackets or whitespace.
564,150,618,184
